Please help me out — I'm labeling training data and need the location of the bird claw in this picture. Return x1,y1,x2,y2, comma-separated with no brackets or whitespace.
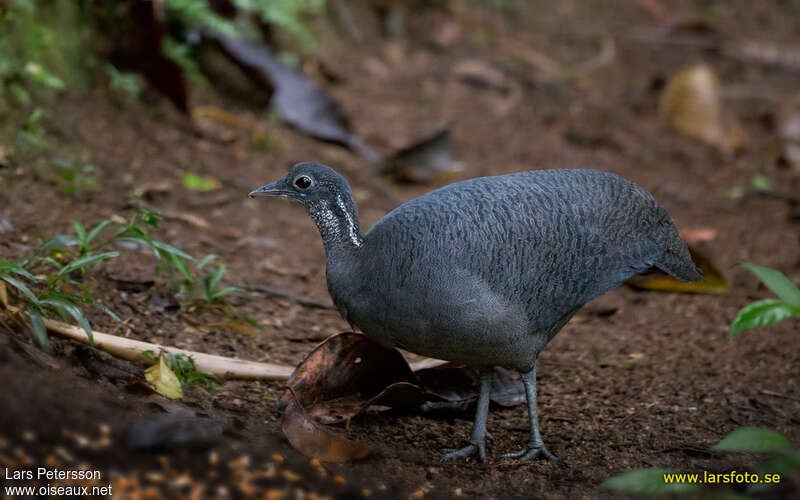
441,439,487,462
501,443,555,462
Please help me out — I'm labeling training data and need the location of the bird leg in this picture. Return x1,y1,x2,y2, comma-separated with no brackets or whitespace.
502,365,556,462
441,367,493,462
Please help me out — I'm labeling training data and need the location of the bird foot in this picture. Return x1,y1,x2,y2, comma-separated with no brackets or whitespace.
501,443,555,462
441,439,487,462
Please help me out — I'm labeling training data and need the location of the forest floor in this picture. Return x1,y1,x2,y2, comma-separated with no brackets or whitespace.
1,1,799,499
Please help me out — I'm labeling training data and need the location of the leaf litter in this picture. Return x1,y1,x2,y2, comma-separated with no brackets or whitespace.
278,332,526,461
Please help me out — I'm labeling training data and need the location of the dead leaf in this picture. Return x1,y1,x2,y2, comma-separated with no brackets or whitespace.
659,65,746,153
145,356,183,399
0,281,7,309
277,332,417,419
281,391,372,463
415,364,525,413
209,33,379,162
381,128,462,184
627,244,730,294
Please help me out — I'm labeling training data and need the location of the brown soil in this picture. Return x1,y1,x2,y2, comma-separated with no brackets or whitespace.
2,1,800,499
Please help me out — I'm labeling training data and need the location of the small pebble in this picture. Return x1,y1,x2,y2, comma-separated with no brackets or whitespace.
333,475,346,485
271,453,285,464
454,488,463,497
228,455,250,469
266,488,287,500
280,469,301,482
411,490,425,499
53,446,74,463
208,451,219,466
309,458,321,468
361,489,372,497
22,430,35,442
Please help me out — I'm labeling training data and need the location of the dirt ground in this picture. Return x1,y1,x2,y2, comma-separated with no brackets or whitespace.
2,1,800,498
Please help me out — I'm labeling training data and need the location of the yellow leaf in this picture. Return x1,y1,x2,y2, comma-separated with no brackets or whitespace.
145,356,183,399
659,65,746,153
627,245,731,294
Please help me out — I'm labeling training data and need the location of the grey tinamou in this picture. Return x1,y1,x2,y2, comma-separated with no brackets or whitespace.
250,162,701,462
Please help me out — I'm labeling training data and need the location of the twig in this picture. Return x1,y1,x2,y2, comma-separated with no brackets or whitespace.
241,284,334,310
1,302,293,380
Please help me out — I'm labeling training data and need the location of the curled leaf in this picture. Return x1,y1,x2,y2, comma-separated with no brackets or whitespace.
281,390,372,463
145,356,184,399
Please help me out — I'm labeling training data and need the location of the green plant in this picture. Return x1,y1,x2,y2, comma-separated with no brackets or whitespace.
141,350,219,391
197,256,242,303
729,263,800,337
0,253,118,351
51,155,98,196
599,429,797,496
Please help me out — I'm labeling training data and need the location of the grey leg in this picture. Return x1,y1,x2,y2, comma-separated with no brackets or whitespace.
441,367,493,462
501,365,555,461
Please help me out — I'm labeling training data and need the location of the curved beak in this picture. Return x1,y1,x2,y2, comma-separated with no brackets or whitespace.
248,182,281,198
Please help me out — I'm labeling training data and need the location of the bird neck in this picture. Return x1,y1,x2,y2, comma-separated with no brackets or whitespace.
308,194,364,256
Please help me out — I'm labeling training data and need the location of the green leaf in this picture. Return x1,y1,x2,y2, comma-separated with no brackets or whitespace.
197,254,217,269
151,240,193,261
740,263,800,307
0,260,37,281
96,303,121,323
27,310,49,351
41,234,82,250
140,210,161,227
713,427,792,453
729,299,800,337
57,251,119,276
86,220,116,245
73,220,87,244
182,172,220,191
755,449,800,477
210,286,241,300
2,275,40,306
39,297,93,345
597,468,699,494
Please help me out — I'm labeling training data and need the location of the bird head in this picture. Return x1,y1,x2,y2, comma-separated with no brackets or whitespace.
249,162,352,210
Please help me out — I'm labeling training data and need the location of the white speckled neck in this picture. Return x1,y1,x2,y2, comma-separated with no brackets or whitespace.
337,195,362,248
309,197,363,250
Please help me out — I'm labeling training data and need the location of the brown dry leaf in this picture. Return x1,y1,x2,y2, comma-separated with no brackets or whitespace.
626,245,730,294
0,281,7,309
281,391,372,463
278,332,418,422
659,65,746,153
381,128,462,185
145,356,183,399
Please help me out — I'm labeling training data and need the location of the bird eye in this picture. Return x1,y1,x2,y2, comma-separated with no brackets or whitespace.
294,175,313,189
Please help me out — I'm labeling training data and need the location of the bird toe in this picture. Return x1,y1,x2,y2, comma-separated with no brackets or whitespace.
501,444,555,462
441,440,487,462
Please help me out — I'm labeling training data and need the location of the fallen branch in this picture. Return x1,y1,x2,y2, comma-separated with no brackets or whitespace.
1,302,293,380
0,283,445,378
